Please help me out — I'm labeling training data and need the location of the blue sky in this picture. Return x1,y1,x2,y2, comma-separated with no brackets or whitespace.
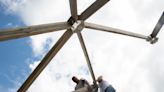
0,5,32,91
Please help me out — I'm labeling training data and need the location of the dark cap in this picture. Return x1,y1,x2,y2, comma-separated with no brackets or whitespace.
72,76,80,84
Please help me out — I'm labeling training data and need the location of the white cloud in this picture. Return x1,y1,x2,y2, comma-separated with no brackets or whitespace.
0,0,27,13
1,0,164,92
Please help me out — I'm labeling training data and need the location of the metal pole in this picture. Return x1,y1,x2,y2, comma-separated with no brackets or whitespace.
18,29,73,92
0,22,70,41
77,33,97,85
85,22,148,40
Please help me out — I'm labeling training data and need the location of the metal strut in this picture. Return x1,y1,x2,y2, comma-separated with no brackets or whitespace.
77,32,97,85
18,29,73,92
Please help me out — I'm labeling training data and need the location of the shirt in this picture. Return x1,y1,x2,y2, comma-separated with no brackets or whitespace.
99,80,110,92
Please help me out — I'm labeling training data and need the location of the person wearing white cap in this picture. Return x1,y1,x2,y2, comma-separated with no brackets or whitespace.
97,76,116,92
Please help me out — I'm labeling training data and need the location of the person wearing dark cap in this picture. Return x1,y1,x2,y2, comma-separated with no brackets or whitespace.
97,76,116,92
72,76,92,91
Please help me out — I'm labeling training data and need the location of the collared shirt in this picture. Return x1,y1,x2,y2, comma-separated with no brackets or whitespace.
99,80,110,92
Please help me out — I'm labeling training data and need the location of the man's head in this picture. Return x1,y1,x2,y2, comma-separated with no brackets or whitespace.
72,76,80,84
97,76,103,83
